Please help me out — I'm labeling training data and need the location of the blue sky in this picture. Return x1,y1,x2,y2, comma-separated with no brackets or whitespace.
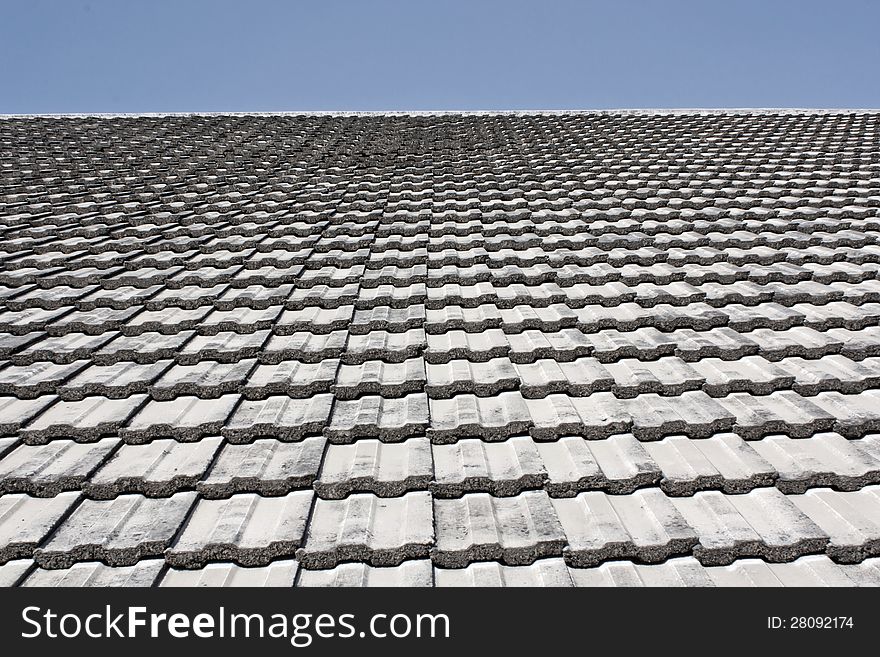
2,0,878,113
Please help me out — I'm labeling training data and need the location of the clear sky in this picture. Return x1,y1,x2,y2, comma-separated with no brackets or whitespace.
2,0,878,113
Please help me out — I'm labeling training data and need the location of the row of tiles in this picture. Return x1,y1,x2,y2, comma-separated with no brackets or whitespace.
3,485,879,570
4,554,880,587
7,291,880,336
3,224,877,270
7,267,880,313
4,256,879,293
9,276,880,316
3,214,878,256
6,178,879,215
5,216,878,260
1,431,878,499
4,324,880,372
6,179,879,215
3,388,879,444
3,354,880,402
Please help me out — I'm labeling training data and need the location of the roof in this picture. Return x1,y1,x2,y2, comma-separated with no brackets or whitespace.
1,110,880,587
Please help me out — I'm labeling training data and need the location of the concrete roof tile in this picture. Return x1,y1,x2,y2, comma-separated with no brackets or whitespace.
58,361,172,400
298,559,432,587
314,438,431,499
435,557,574,586
85,437,222,498
199,437,325,497
0,395,58,436
222,395,332,442
23,559,163,587
428,392,532,442
790,486,880,562
432,490,566,567
160,560,298,587
21,395,146,443
0,492,80,562
552,488,698,566
150,359,257,400
34,492,196,568
432,436,546,497
299,492,434,568
0,438,118,496
425,357,519,398
242,359,338,399
325,393,428,442
121,395,239,442
166,491,313,567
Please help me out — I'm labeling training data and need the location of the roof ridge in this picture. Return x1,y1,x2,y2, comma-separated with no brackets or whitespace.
2,108,880,119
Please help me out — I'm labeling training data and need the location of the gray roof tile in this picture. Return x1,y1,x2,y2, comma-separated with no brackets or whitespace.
435,558,574,587
314,438,432,499
0,360,88,398
350,304,426,334
0,396,58,436
298,492,434,568
92,330,194,365
333,358,426,399
242,360,338,399
57,360,172,400
706,555,874,587
605,357,703,398
790,486,880,562
515,357,614,398
325,393,429,442
428,392,532,442
672,488,829,565
0,559,32,586
691,355,794,396
717,390,836,439
199,437,325,497
552,488,699,566
14,331,117,365
342,328,426,365
432,490,566,567
160,560,299,587
23,560,163,587
34,492,196,568
166,491,313,568
297,560,432,587
84,438,222,498
750,433,880,493
223,395,332,442
177,330,270,364
149,359,256,400
424,328,509,363
121,395,239,442
779,355,880,395
567,556,714,587
0,492,80,562
526,393,630,441
21,395,146,443
432,434,543,496
275,306,354,335
645,434,776,495
425,357,519,398
0,438,118,496
261,330,347,364
538,434,660,496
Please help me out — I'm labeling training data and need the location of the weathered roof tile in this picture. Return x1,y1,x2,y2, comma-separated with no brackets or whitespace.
34,492,196,568
166,491,314,568
298,492,434,568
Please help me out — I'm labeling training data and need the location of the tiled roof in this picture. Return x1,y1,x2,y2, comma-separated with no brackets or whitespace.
1,111,880,586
